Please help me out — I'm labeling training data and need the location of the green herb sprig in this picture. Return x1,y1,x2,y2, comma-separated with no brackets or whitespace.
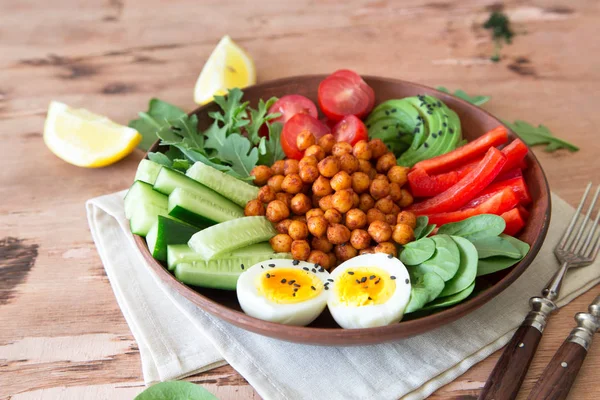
483,11,514,62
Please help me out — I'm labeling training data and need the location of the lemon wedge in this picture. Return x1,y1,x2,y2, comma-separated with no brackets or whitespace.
43,101,141,168
194,35,256,105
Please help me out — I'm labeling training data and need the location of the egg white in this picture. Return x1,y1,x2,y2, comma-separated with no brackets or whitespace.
327,253,411,329
236,259,331,326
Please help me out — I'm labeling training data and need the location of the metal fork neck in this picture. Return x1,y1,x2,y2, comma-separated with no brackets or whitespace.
542,261,569,301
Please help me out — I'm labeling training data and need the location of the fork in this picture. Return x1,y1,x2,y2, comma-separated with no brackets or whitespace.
479,182,600,400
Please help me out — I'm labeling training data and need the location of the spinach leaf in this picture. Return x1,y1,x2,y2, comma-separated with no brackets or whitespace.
135,381,217,400
405,270,445,314
414,216,436,240
424,281,476,310
129,99,186,150
470,235,521,259
439,236,478,297
476,234,530,276
412,235,460,281
400,238,435,266
436,87,491,106
437,214,505,241
503,120,579,153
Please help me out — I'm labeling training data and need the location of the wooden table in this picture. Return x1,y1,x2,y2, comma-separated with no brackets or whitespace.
1,0,599,398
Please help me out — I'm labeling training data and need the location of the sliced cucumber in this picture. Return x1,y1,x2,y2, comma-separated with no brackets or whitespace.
186,162,259,207
168,188,243,227
134,159,163,185
174,262,242,290
130,203,168,236
124,181,168,219
188,216,277,260
167,242,290,270
146,216,200,262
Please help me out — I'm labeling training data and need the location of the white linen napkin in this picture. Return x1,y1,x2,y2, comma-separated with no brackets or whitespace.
86,191,600,400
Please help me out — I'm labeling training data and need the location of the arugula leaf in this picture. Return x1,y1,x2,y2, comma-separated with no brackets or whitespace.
147,152,172,167
246,97,280,144
503,120,579,152
172,159,192,171
257,122,286,166
483,11,514,62
135,380,218,400
436,87,491,106
129,99,186,150
204,122,259,178
209,88,249,134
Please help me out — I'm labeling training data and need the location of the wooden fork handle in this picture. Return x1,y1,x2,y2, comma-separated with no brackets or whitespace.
527,341,587,400
479,297,557,400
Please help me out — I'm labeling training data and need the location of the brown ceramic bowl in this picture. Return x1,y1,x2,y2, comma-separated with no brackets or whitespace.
136,75,551,345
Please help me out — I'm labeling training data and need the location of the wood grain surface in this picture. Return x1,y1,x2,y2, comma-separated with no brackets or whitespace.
0,0,599,399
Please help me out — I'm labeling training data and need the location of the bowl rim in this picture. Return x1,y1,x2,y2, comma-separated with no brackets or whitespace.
137,74,551,344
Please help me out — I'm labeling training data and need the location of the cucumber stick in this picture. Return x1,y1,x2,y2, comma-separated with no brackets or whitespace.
168,188,243,227
130,203,168,236
188,216,277,260
146,216,200,261
134,159,163,185
167,242,291,270
124,181,167,219
186,162,259,207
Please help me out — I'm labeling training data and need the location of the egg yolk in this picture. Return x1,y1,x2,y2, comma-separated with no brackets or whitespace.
256,268,323,304
334,267,396,306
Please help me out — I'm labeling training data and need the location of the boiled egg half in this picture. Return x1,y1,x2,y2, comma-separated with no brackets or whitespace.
236,259,331,326
327,253,411,329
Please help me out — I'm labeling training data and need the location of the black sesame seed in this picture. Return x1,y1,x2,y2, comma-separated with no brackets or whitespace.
261,265,264,269
449,128,454,134
303,267,309,271
391,275,397,280
288,280,296,285
348,271,355,275
292,260,299,265
385,110,390,116
413,128,419,134
432,133,437,138
382,126,388,130
319,267,325,273
405,278,410,284
356,279,361,284
266,273,271,278
314,263,319,268
241,264,245,270
387,254,393,259
369,275,376,280
427,111,433,115
327,279,334,282
424,143,429,148
281,278,286,283
375,279,380,284
312,268,317,273
391,108,397,113
293,293,296,297
269,263,275,267
325,286,329,290
311,286,316,290
361,277,367,283
294,288,298,292
443,122,447,127
294,283,301,287
436,101,442,107
368,297,372,300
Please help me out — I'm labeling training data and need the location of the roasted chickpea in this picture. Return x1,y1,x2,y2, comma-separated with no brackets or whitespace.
385,213,397,225
284,159,300,175
290,193,312,215
398,189,414,207
276,192,293,208
330,171,352,191
370,178,391,200
368,220,392,243
331,189,354,214
374,173,387,181
324,208,343,224
345,208,367,230
291,214,307,223
291,240,311,261
331,141,353,157
244,199,266,216
318,134,336,154
358,193,376,212
338,153,360,174
374,241,398,257
312,236,333,253
267,175,284,193
304,144,325,161
288,220,309,240
319,195,334,211
271,160,285,175
352,140,372,160
266,200,290,223
306,208,325,219
396,211,417,228
328,252,338,269
307,216,328,238
359,247,376,255
307,250,331,269
351,171,371,194
375,197,395,214
392,223,415,245
327,223,351,245
387,165,409,186
376,152,397,173
257,185,276,203
389,182,402,202
357,158,373,175
251,165,273,186
318,156,340,178
270,234,293,253
352,191,360,208
312,175,332,196
312,194,321,208
334,243,358,262
296,130,316,151
299,155,318,168
368,138,388,159
350,229,372,250
299,164,319,183
281,174,303,194
301,182,312,195
275,218,293,234
391,204,401,215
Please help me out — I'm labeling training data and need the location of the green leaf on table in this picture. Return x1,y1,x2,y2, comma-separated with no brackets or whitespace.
483,11,514,62
209,88,249,134
135,380,218,400
436,87,491,106
246,97,280,144
437,214,506,241
204,122,258,178
129,99,187,150
503,120,579,152
257,122,286,166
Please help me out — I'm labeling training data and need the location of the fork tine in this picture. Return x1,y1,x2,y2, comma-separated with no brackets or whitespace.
581,188,600,256
588,228,600,260
559,182,592,250
570,185,600,253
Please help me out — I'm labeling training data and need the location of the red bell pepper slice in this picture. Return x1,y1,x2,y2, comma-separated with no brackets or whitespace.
412,126,508,174
408,168,461,198
501,207,526,236
408,147,507,215
500,138,528,172
495,167,523,182
426,187,519,225
517,204,530,220
477,175,532,205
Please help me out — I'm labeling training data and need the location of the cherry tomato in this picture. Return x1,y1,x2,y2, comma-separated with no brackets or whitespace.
268,95,318,125
331,70,376,113
318,73,375,122
281,114,330,159
332,115,369,145
320,116,337,130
